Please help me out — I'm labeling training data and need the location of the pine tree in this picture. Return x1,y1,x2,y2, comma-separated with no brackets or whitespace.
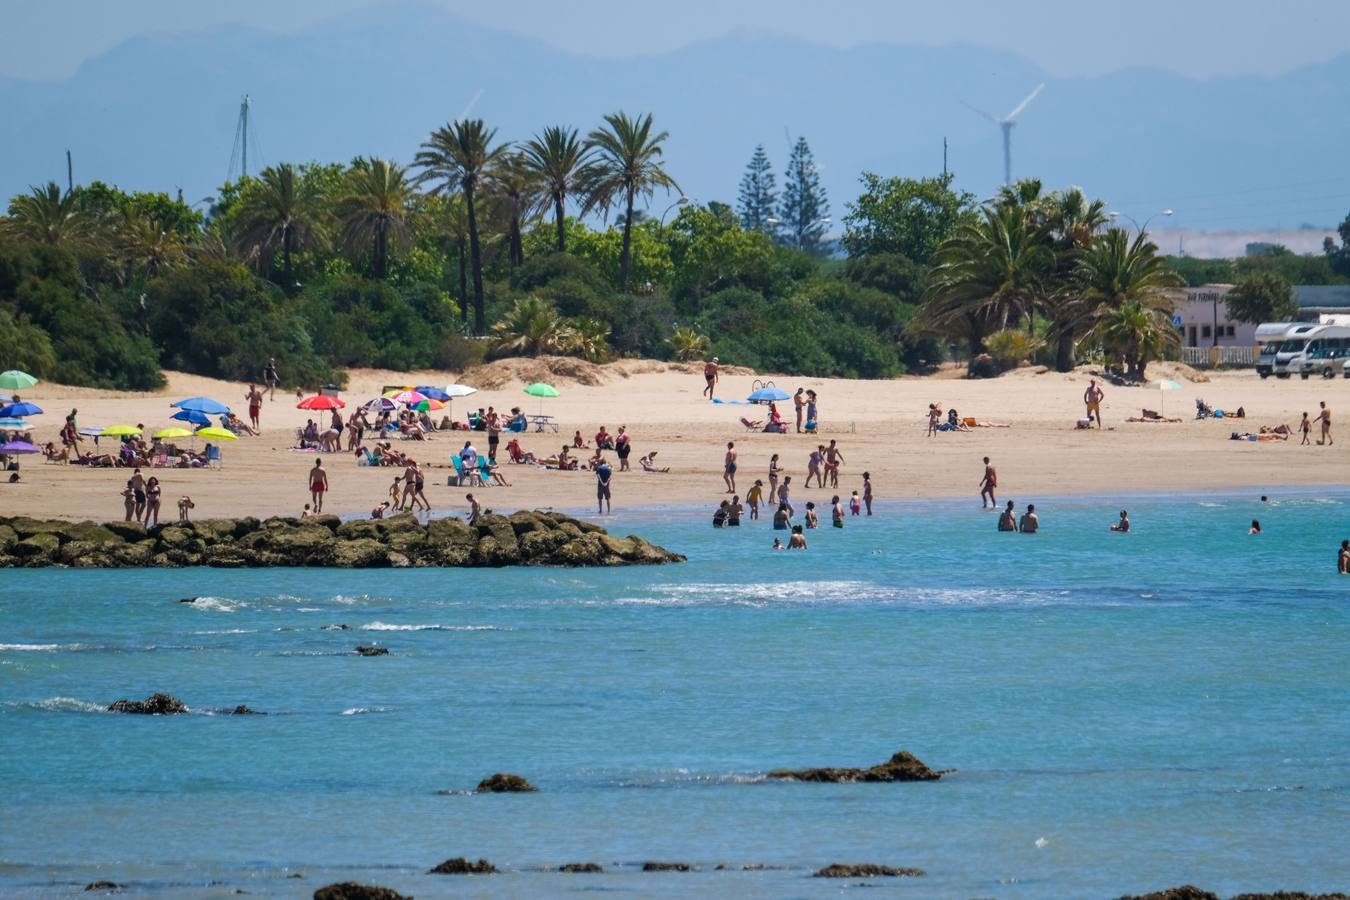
779,137,829,255
737,145,777,234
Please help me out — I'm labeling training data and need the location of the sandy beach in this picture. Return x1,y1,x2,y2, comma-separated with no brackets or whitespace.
3,358,1343,522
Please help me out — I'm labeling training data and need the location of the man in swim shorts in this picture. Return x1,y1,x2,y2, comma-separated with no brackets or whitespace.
246,384,263,431
595,456,613,514
980,457,997,509
723,441,737,494
998,500,1018,532
1019,504,1039,534
1084,379,1104,429
703,357,719,400
309,458,328,513
1316,401,1332,445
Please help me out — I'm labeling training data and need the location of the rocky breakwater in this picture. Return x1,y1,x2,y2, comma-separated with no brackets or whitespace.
0,511,685,569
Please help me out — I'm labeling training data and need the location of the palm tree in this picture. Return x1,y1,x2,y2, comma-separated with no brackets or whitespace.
333,158,413,279
3,182,96,247
1094,302,1181,381
415,119,508,335
489,153,544,269
233,163,325,289
913,203,1054,371
1041,187,1111,371
564,316,612,362
666,325,710,361
114,211,188,281
522,125,590,252
490,297,568,357
582,112,680,294
1077,228,1184,380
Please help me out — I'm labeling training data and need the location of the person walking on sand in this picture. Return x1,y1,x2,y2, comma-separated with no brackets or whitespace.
308,459,328,513
1084,379,1105,429
595,455,613,515
980,457,997,509
723,441,738,493
1019,503,1039,534
1316,401,1333,445
998,500,1018,531
862,471,874,516
794,387,806,433
703,356,719,400
1300,412,1312,446
246,384,263,431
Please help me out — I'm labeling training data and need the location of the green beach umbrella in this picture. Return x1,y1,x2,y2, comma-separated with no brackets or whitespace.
101,424,143,437
0,370,38,391
523,381,559,417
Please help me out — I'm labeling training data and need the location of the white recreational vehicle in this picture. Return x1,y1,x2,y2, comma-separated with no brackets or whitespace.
1254,316,1350,379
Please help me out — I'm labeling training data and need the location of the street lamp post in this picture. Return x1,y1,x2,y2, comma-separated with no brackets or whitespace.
660,196,689,227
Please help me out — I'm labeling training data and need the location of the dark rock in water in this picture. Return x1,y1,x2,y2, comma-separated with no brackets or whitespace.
178,597,198,603
0,511,683,569
814,864,925,878
83,881,125,893
1118,889,1219,900
323,624,350,631
768,749,948,783
559,863,604,873
475,773,537,793
312,883,410,900
642,862,693,872
107,692,188,715
429,857,497,875
287,872,305,879
354,645,388,657
230,705,258,715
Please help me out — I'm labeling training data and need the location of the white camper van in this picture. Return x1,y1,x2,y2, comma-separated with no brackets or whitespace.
1254,322,1321,378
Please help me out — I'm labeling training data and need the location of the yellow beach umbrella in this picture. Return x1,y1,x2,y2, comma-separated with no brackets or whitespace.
101,424,143,437
153,427,193,440
195,426,239,441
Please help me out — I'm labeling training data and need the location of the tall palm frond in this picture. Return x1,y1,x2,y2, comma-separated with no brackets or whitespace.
488,152,545,268
415,118,508,335
581,112,680,293
522,125,591,252
334,158,413,279
233,163,326,287
3,182,97,248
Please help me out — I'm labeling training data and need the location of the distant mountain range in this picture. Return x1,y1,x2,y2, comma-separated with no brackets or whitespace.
2,0,1347,234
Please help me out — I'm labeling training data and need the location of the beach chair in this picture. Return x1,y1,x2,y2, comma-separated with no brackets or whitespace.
739,417,763,432
206,445,222,469
478,457,495,486
448,456,466,486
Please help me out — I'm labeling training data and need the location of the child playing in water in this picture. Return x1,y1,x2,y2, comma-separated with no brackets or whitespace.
849,491,861,516
746,479,764,520
772,537,784,550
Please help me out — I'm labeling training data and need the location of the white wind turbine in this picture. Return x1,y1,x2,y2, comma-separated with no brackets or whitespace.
966,84,1045,186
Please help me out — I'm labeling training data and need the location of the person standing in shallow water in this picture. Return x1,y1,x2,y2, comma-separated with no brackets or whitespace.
862,471,874,516
998,500,1018,532
980,457,997,509
1110,509,1130,532
723,441,737,493
1338,539,1349,574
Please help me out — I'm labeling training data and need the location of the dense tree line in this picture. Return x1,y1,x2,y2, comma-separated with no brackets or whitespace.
3,111,1346,390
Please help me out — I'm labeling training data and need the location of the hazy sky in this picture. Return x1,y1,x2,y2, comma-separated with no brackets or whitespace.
6,0,1350,81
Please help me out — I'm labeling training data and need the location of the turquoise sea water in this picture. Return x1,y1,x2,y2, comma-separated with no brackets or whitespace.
2,493,1348,898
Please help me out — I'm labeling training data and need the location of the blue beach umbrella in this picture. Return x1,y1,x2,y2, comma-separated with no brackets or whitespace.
172,396,230,415
0,417,29,428
170,408,211,426
0,401,43,417
414,386,451,401
747,386,789,404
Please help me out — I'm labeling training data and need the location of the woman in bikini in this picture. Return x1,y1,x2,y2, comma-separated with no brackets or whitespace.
768,453,781,503
145,476,163,527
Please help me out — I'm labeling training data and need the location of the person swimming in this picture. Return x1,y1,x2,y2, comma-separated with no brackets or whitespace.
713,500,729,528
772,537,784,550
1249,519,1261,535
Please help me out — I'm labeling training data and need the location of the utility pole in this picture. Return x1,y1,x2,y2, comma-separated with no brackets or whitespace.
66,150,73,193
942,137,948,178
